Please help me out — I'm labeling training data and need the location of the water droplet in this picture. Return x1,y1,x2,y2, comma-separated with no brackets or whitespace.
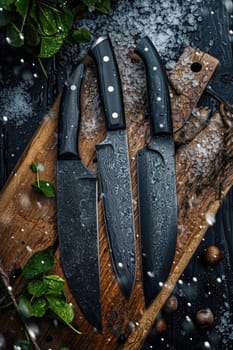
204,341,211,348
147,271,155,278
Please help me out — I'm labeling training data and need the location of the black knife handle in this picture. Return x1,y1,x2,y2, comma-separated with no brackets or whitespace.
91,36,126,130
58,64,85,159
135,36,172,135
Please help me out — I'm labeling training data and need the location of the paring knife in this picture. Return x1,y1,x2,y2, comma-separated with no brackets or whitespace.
135,37,178,307
91,36,136,298
56,64,102,332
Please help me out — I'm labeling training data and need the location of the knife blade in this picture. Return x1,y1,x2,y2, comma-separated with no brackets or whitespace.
135,37,177,307
56,64,102,332
91,36,136,298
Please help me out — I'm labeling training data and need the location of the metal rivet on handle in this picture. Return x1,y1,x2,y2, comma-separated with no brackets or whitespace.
108,86,114,92
103,56,110,62
153,66,157,71
144,47,149,52
112,112,119,119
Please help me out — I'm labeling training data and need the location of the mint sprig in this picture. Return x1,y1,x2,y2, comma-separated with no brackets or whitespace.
30,161,55,198
18,248,81,335
1,0,112,58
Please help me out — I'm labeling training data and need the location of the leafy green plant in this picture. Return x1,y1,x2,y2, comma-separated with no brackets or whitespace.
30,161,56,198
13,339,34,350
0,0,112,58
18,247,81,334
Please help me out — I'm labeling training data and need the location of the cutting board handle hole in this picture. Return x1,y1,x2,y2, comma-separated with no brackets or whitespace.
191,62,202,72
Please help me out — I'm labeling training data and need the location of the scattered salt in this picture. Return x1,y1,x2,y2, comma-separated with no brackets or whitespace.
205,212,216,226
1,85,33,126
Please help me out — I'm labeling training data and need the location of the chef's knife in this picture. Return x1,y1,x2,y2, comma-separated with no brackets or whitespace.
135,37,177,307
56,64,102,332
91,36,136,298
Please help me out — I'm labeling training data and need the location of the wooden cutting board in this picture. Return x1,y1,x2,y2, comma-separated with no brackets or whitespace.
1,48,233,350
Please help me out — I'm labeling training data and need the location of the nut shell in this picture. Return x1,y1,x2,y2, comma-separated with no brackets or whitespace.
196,308,214,326
203,245,223,266
155,318,167,333
164,295,178,312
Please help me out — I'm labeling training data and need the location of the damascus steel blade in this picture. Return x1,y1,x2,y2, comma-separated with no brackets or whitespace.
96,130,136,297
57,160,102,332
137,136,177,307
56,64,102,332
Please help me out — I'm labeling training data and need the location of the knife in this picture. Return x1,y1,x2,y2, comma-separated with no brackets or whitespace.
56,64,102,332
135,36,177,307
91,36,136,298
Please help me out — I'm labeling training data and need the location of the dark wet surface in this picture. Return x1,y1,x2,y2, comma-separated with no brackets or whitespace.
1,0,233,348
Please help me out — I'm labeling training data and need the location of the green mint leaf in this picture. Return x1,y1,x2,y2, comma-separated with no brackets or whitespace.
72,28,91,43
38,35,64,58
95,0,112,14
13,339,34,350
27,279,47,297
18,295,33,318
30,161,39,172
46,296,74,324
22,247,55,279
57,8,73,37
15,0,29,18
24,23,41,46
59,348,69,350
43,275,65,296
1,0,15,10
31,180,56,198
6,23,24,47
37,4,59,36
30,297,47,317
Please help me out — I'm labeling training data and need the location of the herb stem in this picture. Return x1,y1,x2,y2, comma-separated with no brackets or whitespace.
20,1,30,33
38,1,61,13
37,58,48,80
0,301,13,309
36,169,40,188
65,321,82,335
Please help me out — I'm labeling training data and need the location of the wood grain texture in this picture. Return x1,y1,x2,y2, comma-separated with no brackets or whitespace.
0,48,232,350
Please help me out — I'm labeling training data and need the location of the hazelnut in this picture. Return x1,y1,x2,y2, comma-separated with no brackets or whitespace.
164,295,178,312
196,309,214,327
203,245,223,266
155,318,167,333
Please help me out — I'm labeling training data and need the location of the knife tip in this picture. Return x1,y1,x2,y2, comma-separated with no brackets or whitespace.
118,276,135,299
